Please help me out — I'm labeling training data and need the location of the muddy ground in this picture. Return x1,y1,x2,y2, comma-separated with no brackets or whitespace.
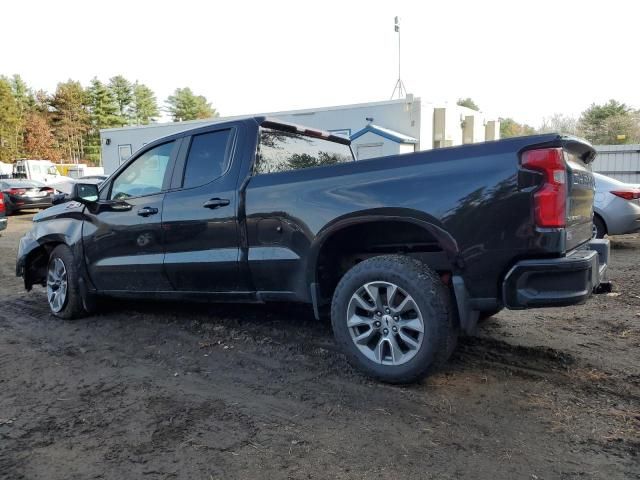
0,212,638,479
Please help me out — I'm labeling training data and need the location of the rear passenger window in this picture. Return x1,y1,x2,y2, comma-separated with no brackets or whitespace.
183,130,233,188
255,128,353,175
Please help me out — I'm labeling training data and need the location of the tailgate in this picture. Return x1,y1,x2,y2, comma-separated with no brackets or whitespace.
564,141,596,250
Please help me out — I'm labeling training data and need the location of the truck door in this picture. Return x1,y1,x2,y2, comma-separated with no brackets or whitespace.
82,140,178,291
161,125,248,292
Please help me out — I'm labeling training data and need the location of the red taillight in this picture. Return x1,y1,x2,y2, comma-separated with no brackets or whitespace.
0,196,4,213
522,147,567,228
610,189,640,201
8,188,26,196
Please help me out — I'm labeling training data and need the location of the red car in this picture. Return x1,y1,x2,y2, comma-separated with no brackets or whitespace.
0,179,55,215
0,192,6,232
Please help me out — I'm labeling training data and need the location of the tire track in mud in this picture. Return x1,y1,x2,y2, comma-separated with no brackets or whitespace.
455,335,639,400
453,335,640,459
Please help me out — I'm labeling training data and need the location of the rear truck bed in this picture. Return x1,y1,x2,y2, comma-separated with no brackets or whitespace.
503,137,611,308
451,135,610,330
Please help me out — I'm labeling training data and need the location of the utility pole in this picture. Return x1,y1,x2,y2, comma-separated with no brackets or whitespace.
390,16,407,99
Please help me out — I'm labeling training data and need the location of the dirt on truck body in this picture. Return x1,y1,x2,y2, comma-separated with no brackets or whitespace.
1,213,639,479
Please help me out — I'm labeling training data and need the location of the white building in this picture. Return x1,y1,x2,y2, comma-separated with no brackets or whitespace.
100,96,500,174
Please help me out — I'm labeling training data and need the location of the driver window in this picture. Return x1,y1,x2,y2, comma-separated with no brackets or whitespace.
110,141,174,200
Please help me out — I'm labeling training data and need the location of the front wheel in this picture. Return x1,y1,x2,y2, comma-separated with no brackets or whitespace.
46,245,88,319
331,255,455,384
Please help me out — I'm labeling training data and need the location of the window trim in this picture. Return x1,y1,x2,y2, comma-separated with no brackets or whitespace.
105,139,180,201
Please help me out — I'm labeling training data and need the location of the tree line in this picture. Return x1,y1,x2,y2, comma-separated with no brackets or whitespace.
0,74,218,164
458,98,640,145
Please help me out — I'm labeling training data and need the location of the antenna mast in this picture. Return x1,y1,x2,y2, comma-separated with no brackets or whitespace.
390,16,407,99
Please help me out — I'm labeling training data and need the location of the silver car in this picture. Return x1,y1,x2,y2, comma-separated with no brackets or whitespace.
593,172,640,238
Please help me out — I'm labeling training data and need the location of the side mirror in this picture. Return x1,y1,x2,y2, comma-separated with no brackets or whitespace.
71,183,99,204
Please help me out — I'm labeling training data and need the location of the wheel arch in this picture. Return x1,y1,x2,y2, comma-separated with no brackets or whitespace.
22,238,67,290
306,210,460,313
593,210,608,235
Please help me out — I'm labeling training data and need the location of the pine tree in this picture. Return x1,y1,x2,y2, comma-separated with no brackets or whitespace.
10,74,35,155
86,78,120,163
578,100,639,144
165,87,217,121
50,80,90,162
108,75,134,126
132,82,159,125
0,76,21,162
87,78,119,129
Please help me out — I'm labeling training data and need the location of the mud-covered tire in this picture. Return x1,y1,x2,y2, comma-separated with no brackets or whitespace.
331,255,455,384
47,245,87,320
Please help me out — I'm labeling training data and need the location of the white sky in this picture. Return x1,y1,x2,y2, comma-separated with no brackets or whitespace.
2,0,638,126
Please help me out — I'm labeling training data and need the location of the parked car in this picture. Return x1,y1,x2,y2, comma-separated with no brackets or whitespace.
16,118,610,383
0,191,7,233
1,179,55,215
592,172,640,238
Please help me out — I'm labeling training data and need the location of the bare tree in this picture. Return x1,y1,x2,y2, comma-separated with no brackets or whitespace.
539,114,578,135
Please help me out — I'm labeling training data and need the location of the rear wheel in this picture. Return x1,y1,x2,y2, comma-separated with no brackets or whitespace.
331,255,454,384
593,215,606,239
47,245,88,319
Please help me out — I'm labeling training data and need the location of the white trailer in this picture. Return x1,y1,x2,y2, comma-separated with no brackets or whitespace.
100,97,500,175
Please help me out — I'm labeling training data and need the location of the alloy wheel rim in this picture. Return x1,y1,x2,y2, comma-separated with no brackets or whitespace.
346,281,425,366
46,258,68,313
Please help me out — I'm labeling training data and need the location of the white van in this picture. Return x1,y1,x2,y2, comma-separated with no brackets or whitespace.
12,160,75,193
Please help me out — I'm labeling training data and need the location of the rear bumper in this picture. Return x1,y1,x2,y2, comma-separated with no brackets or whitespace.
9,200,52,210
503,239,609,309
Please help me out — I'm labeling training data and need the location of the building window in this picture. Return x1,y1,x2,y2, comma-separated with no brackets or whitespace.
118,144,133,165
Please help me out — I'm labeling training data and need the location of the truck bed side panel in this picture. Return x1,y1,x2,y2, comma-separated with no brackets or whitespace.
245,137,559,301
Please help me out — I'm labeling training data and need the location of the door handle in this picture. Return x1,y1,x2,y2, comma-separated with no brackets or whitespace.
137,206,159,217
203,198,230,209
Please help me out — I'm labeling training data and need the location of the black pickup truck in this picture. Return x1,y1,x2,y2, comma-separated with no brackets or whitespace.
16,116,610,383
